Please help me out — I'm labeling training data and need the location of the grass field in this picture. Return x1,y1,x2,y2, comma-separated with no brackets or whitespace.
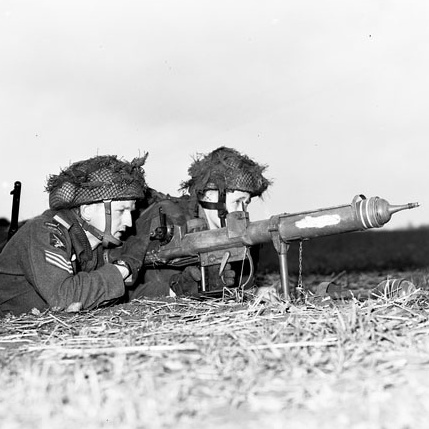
1,269,429,428
1,226,429,428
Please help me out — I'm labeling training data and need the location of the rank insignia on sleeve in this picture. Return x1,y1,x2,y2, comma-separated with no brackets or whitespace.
45,250,73,274
49,232,66,251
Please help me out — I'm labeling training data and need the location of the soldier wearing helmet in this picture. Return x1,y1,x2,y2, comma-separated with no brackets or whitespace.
182,146,270,229
117,146,271,299
0,155,148,316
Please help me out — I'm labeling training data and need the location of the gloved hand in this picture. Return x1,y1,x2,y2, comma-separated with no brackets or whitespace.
106,216,153,282
220,263,236,287
170,266,202,296
107,247,144,284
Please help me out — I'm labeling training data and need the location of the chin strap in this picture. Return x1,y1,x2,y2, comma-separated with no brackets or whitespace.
79,200,122,247
198,189,228,227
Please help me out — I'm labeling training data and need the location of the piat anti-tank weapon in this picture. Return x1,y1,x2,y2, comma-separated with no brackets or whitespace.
144,194,419,299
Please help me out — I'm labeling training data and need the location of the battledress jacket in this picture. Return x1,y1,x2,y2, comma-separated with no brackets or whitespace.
0,209,129,316
113,194,258,300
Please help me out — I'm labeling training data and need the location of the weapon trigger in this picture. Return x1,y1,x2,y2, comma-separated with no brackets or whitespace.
219,251,231,276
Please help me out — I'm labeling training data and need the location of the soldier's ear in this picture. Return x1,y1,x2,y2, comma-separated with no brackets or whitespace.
201,190,219,203
79,204,93,222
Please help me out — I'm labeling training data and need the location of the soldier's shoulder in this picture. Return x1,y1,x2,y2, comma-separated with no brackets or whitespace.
144,190,191,213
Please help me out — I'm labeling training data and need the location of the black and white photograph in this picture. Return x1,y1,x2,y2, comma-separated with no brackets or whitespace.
0,1,428,428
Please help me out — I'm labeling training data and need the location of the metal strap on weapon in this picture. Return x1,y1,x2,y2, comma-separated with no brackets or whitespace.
218,246,254,289
219,251,230,284
218,246,254,302
238,247,254,289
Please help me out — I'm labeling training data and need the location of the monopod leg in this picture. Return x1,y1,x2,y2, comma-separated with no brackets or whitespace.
278,241,292,299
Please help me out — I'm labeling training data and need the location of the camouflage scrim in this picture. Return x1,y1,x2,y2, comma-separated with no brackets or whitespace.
181,147,271,198
46,155,148,210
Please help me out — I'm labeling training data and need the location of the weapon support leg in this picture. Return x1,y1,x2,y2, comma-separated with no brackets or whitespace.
278,241,291,299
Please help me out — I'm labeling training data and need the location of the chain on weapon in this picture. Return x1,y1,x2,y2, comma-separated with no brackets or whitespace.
297,240,304,296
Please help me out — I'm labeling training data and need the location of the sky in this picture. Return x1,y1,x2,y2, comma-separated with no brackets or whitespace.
0,0,427,231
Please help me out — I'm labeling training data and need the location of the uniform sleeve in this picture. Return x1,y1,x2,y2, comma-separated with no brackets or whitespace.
24,221,125,311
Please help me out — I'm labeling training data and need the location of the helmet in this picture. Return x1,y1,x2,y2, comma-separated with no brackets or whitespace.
181,147,271,198
46,154,148,210
46,154,148,247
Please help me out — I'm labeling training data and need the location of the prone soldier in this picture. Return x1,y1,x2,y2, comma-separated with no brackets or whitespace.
116,146,272,299
0,155,149,316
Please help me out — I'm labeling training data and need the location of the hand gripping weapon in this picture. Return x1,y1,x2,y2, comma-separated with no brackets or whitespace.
144,194,419,299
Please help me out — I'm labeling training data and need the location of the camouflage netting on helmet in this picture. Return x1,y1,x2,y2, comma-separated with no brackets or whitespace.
46,154,148,210
180,147,271,198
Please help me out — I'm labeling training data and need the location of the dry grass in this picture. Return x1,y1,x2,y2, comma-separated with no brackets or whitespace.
1,269,429,429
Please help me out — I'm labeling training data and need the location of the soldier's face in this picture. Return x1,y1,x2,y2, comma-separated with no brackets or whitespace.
225,190,251,214
87,200,136,239
202,190,251,229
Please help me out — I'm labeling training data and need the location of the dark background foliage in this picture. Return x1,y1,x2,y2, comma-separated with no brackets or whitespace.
257,227,429,275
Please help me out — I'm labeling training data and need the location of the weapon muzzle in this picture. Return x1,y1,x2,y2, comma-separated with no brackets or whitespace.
357,196,419,228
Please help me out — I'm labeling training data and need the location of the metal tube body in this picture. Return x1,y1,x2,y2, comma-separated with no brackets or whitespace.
144,195,418,267
277,203,363,242
145,201,370,263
